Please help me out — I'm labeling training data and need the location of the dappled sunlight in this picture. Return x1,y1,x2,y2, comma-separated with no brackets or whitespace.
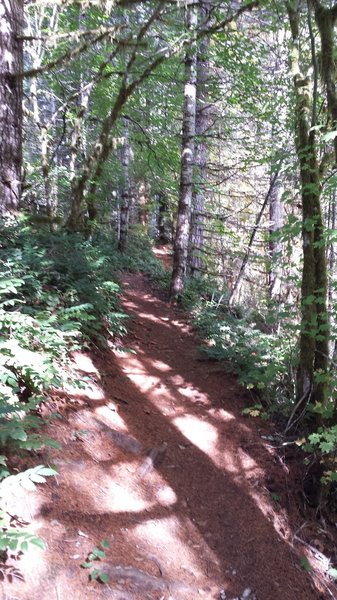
111,324,290,554
122,300,139,310
249,487,291,541
71,351,100,375
156,483,177,506
169,373,187,386
1,475,48,522
95,403,128,431
6,269,321,600
130,515,219,580
119,354,148,372
117,350,215,417
94,472,153,513
126,372,161,393
173,414,218,455
137,312,172,326
65,381,105,400
209,407,235,422
55,460,153,514
147,358,172,372
7,540,49,586
176,385,210,404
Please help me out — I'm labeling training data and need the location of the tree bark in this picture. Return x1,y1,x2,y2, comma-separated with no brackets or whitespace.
189,0,211,278
268,172,284,301
286,1,329,424
157,192,170,243
311,0,337,162
118,117,132,252
138,178,150,227
0,0,23,214
228,174,278,307
170,1,197,300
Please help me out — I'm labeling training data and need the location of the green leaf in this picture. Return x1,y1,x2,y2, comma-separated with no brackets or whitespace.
35,466,58,477
90,547,106,560
30,537,45,550
303,294,315,305
9,429,27,441
300,556,312,572
322,130,337,142
29,474,46,483
81,562,94,569
8,538,19,551
90,569,100,581
98,572,109,584
328,567,337,579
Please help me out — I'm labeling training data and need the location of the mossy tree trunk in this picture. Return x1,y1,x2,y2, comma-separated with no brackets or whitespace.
311,0,337,162
286,2,329,424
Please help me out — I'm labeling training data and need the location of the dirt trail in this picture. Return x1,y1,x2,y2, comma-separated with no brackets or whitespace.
1,263,333,599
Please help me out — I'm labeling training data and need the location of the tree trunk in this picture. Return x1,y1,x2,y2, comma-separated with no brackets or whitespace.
286,1,329,425
268,171,284,301
311,0,337,162
157,193,170,244
0,0,23,214
189,0,211,278
170,1,198,300
138,178,151,228
118,117,132,252
228,174,277,307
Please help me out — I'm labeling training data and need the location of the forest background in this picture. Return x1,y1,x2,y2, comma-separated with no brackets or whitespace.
2,0,337,558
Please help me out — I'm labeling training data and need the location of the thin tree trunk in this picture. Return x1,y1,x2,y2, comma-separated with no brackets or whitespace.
170,1,198,300
268,172,284,301
189,0,211,277
0,0,23,214
157,192,170,243
228,173,278,307
118,117,132,252
138,178,150,227
30,74,55,222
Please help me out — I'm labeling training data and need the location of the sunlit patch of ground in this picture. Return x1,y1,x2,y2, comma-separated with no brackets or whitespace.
1,269,332,600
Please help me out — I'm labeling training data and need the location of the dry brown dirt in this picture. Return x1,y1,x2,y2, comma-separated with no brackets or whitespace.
1,251,336,600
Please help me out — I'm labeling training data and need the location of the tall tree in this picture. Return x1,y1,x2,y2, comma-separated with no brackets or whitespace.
170,1,198,300
0,0,24,214
286,1,329,425
118,117,133,251
268,171,284,302
189,0,211,277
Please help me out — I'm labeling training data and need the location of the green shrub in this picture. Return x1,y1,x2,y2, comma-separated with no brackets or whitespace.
193,301,295,406
0,218,130,559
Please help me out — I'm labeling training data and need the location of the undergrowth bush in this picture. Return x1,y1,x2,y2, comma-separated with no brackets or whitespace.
0,217,129,557
189,295,295,410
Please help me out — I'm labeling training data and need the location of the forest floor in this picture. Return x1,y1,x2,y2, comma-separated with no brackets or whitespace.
2,247,337,600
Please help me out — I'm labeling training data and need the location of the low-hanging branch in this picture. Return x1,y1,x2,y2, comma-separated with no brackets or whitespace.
8,25,128,80
18,0,259,83
18,23,126,43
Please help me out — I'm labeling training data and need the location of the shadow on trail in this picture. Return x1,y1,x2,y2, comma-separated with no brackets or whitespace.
40,273,321,600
